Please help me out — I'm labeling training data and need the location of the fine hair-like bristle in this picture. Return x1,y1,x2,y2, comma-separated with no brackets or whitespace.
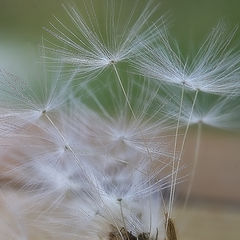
0,1,240,240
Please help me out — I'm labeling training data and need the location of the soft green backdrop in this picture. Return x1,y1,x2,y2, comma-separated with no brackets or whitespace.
0,0,240,43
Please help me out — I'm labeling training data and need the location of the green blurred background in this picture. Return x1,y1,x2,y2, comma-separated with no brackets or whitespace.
1,0,240,75
1,0,240,42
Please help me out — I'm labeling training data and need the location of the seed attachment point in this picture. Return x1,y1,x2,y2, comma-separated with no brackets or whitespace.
64,145,70,151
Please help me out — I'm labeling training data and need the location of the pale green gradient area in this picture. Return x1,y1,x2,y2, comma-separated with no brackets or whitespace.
0,0,240,43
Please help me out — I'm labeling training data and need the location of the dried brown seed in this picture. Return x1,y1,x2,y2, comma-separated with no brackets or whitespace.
166,218,177,240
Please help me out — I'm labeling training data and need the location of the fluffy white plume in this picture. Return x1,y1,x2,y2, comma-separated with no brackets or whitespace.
43,0,165,77
134,24,240,95
162,88,240,130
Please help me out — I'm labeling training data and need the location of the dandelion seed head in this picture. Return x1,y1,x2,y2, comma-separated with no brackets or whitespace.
3,1,240,239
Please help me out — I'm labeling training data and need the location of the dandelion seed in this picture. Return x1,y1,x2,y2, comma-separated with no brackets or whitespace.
0,65,77,137
78,78,176,161
165,216,177,240
164,90,240,212
164,89,240,130
43,0,165,77
43,0,167,134
135,23,240,222
134,23,240,95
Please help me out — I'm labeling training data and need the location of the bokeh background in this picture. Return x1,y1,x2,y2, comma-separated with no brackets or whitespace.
0,0,239,239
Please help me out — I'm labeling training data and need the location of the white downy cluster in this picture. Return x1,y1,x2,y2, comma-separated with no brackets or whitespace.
162,89,240,130
0,70,176,239
0,1,240,240
43,0,165,78
134,23,240,95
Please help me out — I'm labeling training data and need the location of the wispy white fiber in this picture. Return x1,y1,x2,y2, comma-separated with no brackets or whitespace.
43,0,165,77
135,23,240,95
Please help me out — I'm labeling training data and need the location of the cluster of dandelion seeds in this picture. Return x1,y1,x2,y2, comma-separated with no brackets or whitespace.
0,1,240,240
